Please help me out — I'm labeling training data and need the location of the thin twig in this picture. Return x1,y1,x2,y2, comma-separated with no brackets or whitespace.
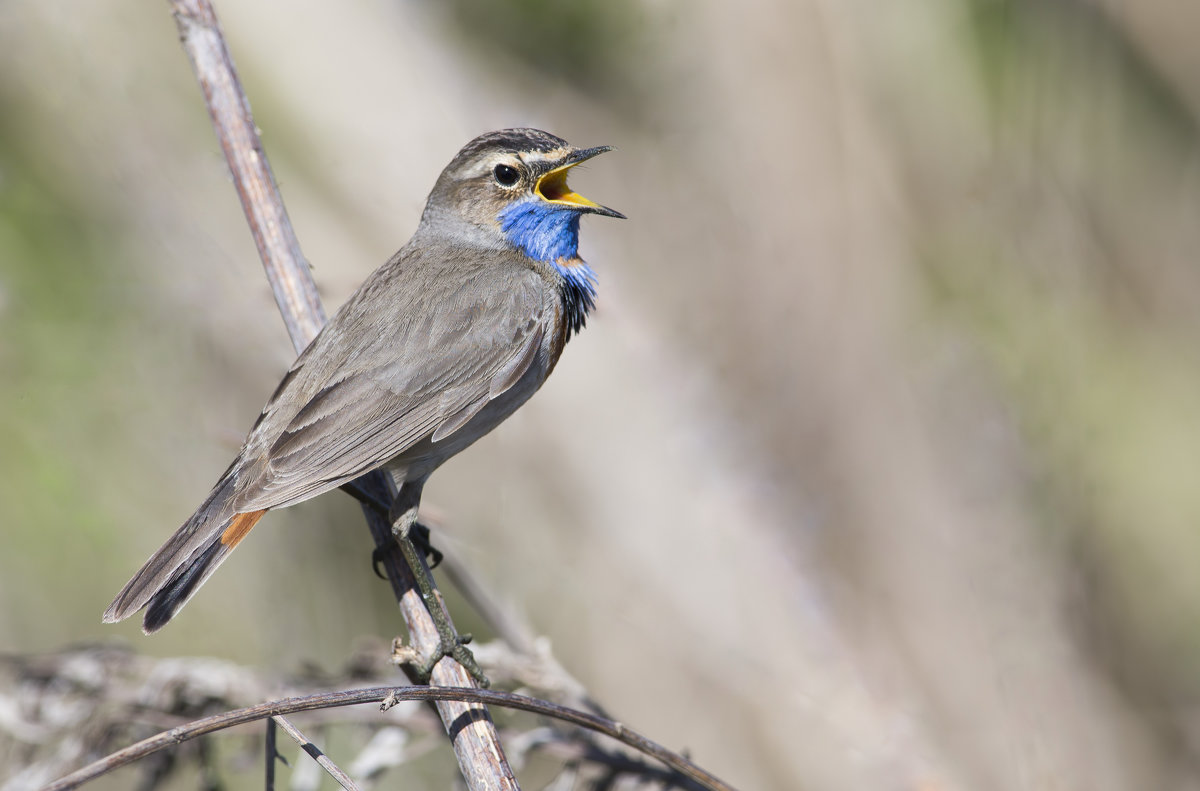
271,716,361,791
163,1,512,789
42,686,734,791
265,717,277,791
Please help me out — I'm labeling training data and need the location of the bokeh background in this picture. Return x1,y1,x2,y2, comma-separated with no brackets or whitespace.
4,0,1200,788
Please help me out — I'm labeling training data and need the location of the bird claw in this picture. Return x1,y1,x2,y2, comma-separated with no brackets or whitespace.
371,545,389,580
411,522,444,569
371,522,443,579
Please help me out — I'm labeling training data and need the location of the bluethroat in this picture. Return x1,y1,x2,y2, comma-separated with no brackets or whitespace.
104,129,623,670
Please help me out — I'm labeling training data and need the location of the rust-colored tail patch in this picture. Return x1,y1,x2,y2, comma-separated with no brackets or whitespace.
220,509,266,548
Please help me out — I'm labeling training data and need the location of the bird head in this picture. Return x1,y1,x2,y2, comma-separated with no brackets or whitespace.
419,128,623,264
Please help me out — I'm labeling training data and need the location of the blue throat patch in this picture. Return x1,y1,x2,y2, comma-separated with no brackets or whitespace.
498,199,582,262
498,200,597,334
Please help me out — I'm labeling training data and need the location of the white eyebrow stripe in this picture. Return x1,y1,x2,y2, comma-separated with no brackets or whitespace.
520,147,573,165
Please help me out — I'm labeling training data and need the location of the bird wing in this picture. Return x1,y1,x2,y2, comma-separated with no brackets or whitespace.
229,246,554,511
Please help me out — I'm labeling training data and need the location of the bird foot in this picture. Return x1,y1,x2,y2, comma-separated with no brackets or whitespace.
382,482,488,686
392,633,489,687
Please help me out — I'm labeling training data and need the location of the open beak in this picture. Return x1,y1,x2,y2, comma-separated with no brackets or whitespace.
535,146,626,219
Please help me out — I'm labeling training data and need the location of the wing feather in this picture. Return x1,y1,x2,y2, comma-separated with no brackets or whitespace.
228,245,554,511
431,393,491,442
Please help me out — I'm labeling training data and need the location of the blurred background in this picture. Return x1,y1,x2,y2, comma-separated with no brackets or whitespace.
4,0,1200,788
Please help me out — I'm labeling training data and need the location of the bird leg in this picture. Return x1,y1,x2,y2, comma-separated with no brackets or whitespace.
340,480,443,576
387,481,488,687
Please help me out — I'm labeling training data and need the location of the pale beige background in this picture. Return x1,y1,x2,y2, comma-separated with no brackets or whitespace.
4,1,1200,789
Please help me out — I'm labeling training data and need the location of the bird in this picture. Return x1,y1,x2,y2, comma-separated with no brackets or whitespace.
103,128,623,641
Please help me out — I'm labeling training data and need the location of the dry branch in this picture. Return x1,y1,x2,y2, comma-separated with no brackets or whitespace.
39,681,730,791
163,0,512,788
7,644,730,790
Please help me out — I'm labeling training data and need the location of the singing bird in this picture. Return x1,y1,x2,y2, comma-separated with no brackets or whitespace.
104,128,622,635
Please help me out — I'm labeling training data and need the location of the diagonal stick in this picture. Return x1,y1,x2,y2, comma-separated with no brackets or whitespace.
163,2,515,789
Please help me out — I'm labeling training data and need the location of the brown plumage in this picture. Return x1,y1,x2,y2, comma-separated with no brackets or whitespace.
103,129,622,633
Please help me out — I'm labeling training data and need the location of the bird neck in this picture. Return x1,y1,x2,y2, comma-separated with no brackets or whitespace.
498,200,597,335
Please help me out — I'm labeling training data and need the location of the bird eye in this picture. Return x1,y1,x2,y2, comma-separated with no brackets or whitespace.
493,164,520,187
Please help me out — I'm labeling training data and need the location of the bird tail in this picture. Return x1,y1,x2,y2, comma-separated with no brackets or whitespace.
102,475,266,633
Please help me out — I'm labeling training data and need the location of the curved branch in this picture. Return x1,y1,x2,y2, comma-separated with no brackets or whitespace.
43,686,734,791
